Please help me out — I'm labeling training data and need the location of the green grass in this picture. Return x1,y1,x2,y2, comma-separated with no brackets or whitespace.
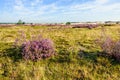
0,25,120,80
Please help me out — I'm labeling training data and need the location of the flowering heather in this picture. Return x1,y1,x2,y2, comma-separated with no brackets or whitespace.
14,32,55,61
72,24,98,29
112,41,120,62
21,38,55,61
101,37,115,55
98,37,120,62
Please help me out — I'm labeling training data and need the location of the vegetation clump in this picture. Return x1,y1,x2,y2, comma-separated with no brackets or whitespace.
112,41,120,62
72,24,98,29
14,32,55,61
98,37,120,62
21,39,55,61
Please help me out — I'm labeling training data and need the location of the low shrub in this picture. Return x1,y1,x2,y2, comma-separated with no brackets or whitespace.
112,41,120,62
21,39,55,61
100,37,115,56
97,37,120,62
14,32,55,61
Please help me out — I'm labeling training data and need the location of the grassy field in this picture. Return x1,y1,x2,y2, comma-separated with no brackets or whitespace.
0,25,120,80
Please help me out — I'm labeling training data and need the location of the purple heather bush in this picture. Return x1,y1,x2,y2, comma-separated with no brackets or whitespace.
14,32,55,61
112,41,120,62
101,37,115,55
21,39,55,61
97,37,120,62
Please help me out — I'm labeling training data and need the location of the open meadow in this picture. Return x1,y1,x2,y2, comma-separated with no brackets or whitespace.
0,25,120,80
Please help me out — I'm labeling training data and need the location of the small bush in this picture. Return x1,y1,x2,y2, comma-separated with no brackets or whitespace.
112,41,120,62
21,39,55,61
97,37,120,62
101,37,115,55
14,32,55,61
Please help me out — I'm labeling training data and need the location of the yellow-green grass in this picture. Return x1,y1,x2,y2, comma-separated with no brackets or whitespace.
0,25,120,80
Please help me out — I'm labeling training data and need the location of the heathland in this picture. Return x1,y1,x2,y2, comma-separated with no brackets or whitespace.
0,25,120,80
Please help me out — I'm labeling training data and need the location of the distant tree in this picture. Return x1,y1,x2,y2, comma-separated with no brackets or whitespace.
23,22,25,24
31,23,35,27
17,20,25,25
66,22,71,25
116,21,120,24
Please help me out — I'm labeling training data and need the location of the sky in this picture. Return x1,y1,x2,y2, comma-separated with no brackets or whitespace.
0,0,120,23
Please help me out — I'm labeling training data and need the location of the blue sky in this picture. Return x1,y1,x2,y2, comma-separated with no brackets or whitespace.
0,0,120,23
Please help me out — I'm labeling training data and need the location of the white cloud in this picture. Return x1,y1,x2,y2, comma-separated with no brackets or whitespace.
31,0,43,6
65,0,120,12
95,0,109,4
14,0,25,10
